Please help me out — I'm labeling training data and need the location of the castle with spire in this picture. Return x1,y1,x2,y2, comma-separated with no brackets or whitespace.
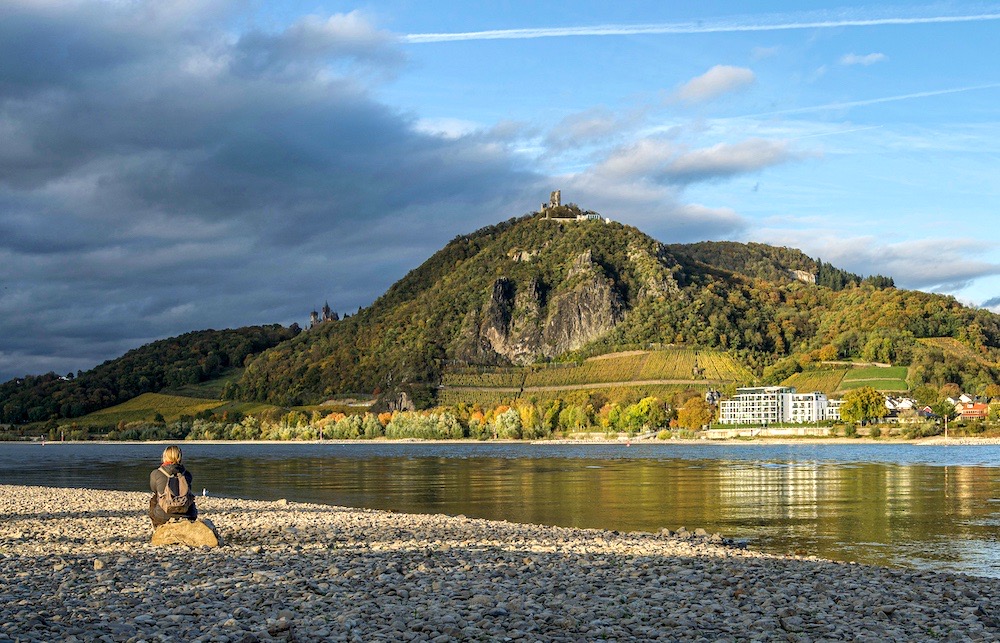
309,301,339,328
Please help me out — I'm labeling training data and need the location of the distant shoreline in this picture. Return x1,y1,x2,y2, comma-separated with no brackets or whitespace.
21,435,1000,446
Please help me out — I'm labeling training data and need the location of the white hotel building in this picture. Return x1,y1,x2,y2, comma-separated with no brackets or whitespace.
719,386,842,425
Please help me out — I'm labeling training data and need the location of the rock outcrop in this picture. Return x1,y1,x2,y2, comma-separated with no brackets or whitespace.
151,518,221,548
457,250,625,364
541,252,624,356
479,277,544,363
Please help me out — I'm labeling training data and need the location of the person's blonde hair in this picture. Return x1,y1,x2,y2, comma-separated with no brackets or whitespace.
162,445,183,464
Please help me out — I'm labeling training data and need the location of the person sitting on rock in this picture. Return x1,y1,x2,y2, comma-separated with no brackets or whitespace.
149,445,198,528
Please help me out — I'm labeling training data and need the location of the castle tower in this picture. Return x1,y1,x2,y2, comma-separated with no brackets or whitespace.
541,189,562,217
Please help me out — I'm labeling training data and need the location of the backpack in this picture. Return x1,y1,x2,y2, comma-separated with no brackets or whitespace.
157,467,193,515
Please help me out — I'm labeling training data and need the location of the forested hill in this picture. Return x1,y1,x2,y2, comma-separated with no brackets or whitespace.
6,208,1000,421
231,209,1000,408
0,325,297,424
667,241,895,290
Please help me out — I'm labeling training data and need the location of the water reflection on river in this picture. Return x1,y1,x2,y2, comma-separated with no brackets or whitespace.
2,442,999,577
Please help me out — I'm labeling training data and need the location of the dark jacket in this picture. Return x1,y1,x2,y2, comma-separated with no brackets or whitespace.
149,463,197,522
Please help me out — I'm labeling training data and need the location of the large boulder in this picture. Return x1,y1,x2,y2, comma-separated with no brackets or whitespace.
151,518,221,548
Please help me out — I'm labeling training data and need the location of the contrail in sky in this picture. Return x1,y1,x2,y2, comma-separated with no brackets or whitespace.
743,83,1000,118
792,125,884,140
404,11,1000,43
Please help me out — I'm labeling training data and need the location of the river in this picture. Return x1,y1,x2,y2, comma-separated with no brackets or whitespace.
3,441,999,577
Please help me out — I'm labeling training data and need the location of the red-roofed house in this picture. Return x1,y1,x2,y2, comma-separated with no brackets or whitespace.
957,402,989,421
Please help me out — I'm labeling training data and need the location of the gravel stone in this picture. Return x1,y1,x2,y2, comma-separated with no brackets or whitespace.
1,484,998,642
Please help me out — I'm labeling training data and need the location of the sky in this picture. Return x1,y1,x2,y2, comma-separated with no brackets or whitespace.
2,0,1000,382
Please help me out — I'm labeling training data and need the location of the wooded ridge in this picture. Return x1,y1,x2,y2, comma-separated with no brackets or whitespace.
3,208,999,423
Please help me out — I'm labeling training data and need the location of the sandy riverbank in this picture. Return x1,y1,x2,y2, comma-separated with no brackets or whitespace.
2,485,999,641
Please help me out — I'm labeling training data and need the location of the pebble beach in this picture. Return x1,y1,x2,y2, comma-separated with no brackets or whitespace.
2,485,999,642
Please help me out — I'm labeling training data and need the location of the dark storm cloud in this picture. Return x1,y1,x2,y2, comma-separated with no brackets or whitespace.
0,1,539,381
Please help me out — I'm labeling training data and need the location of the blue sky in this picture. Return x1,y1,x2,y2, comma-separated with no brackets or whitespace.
1,0,999,381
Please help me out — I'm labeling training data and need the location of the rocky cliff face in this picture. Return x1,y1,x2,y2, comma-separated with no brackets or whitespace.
454,250,625,364
629,242,682,300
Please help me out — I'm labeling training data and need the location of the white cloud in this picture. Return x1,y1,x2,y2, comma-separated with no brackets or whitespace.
414,118,481,139
233,10,403,79
675,65,755,103
751,46,780,60
665,139,793,181
671,202,744,230
545,108,627,151
840,52,887,66
592,137,793,185
558,170,748,242
593,138,678,180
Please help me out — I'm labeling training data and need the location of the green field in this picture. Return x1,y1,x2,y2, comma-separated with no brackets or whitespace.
839,366,909,392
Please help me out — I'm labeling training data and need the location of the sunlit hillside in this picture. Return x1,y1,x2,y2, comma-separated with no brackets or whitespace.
438,348,752,408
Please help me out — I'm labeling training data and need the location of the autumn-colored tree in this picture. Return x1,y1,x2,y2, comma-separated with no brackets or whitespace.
911,385,939,406
557,404,588,431
318,411,346,427
940,383,962,399
840,386,886,425
362,413,383,438
618,396,667,434
493,407,522,439
677,397,715,430
516,403,540,433
597,403,615,429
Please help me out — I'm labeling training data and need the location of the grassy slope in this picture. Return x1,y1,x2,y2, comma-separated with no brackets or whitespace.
783,364,909,394
62,393,281,427
159,368,244,399
839,366,909,391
